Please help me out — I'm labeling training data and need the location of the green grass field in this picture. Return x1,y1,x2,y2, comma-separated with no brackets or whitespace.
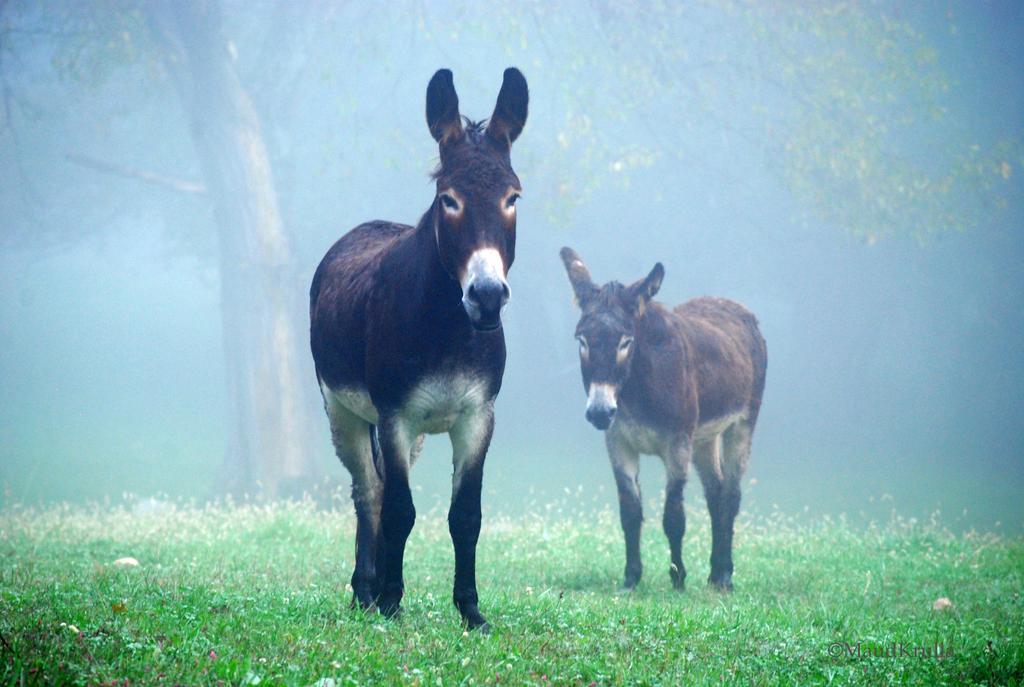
1,498,1021,686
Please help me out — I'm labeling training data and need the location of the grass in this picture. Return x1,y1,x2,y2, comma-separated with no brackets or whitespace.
0,496,1021,686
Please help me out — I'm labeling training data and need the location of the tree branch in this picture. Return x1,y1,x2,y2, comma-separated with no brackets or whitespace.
65,152,206,195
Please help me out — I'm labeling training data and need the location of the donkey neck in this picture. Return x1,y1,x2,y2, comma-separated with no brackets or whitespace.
635,302,674,350
382,205,465,324
621,303,688,424
419,206,464,305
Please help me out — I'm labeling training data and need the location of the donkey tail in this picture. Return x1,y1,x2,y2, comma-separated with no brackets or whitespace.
369,424,385,481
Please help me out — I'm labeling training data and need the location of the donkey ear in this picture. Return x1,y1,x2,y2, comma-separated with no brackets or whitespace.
560,247,598,307
426,68,463,144
627,263,664,315
486,67,529,147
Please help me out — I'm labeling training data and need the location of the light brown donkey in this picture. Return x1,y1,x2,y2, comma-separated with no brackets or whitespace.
561,247,766,591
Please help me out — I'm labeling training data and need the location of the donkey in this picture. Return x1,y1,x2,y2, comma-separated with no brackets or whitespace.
560,247,766,592
310,69,528,630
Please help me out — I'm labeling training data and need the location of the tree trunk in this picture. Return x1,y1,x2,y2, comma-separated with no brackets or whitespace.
149,0,316,496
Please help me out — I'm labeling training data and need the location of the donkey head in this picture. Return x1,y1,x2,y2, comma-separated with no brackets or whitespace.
560,247,664,430
426,68,529,331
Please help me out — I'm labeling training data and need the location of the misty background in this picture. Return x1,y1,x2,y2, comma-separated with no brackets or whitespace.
1,2,1021,532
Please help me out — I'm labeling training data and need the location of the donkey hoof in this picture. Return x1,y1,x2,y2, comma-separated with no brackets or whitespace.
669,565,686,591
350,592,377,612
616,583,638,595
378,591,404,618
350,582,379,611
464,615,490,634
621,571,642,592
379,601,403,619
708,573,733,592
459,605,489,633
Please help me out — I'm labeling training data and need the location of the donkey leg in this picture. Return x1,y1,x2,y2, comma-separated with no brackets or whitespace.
662,442,691,590
351,474,383,609
376,417,416,618
325,397,381,610
607,433,643,590
705,472,742,591
694,435,730,591
448,405,494,631
709,422,752,591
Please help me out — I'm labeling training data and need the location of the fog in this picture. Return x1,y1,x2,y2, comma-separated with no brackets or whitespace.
1,2,1021,532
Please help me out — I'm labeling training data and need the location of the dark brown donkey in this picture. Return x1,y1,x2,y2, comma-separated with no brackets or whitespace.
560,247,766,592
310,69,528,630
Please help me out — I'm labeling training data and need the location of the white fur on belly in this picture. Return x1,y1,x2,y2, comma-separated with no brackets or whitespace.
320,380,379,424
320,375,490,435
402,374,490,435
614,416,670,456
614,409,747,456
693,411,747,445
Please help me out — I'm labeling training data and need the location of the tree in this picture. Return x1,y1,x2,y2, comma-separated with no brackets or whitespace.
142,0,314,496
1,0,317,496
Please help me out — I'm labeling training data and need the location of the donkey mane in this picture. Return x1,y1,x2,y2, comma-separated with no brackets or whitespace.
462,117,488,140
594,281,627,306
430,118,491,180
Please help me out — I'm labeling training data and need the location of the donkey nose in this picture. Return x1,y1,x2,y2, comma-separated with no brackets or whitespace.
585,404,617,430
467,279,510,315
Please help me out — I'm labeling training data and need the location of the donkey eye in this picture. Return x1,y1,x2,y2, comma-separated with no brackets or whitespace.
440,193,460,211
577,336,588,353
506,193,520,209
619,337,633,351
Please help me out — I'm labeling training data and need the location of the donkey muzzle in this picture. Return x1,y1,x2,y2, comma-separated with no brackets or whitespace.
463,279,509,330
461,248,510,331
585,383,618,430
